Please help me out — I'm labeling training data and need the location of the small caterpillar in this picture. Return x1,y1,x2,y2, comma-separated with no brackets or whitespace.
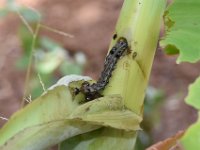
75,37,129,101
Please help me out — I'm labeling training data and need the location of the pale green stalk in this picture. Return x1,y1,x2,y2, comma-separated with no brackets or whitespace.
96,0,167,149
104,0,166,114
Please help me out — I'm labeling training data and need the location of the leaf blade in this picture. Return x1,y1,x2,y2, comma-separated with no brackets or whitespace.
160,0,200,63
185,76,200,109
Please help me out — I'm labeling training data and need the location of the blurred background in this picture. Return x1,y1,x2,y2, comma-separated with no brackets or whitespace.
0,0,199,149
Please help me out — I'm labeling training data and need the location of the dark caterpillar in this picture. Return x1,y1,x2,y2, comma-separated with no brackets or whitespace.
75,37,129,101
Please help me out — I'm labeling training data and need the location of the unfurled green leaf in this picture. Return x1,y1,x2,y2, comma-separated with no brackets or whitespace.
0,82,141,150
0,120,99,150
160,0,200,63
0,86,78,147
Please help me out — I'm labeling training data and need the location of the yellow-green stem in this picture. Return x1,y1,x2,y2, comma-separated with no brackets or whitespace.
104,0,166,115
99,1,167,149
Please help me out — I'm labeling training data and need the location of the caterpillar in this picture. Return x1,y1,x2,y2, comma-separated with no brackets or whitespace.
75,37,129,101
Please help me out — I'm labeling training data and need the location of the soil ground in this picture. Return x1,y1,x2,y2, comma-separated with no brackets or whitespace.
0,0,199,145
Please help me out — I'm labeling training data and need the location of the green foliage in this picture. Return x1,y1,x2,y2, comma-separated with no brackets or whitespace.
180,77,200,150
18,26,36,56
160,0,200,63
181,115,200,150
17,29,85,98
161,1,200,149
0,85,141,150
185,77,200,109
